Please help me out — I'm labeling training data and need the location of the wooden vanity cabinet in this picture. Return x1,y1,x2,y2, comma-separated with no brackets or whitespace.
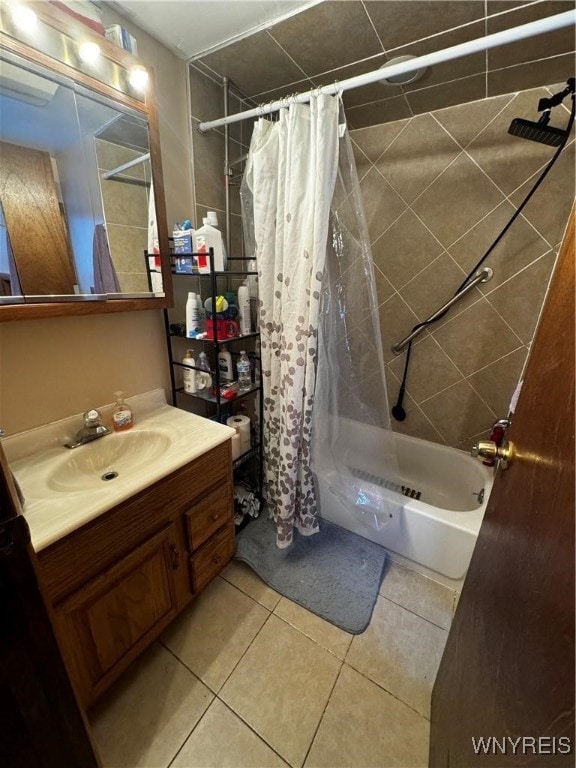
37,441,234,708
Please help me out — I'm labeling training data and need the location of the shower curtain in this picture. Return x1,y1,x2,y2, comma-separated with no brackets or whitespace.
242,94,400,549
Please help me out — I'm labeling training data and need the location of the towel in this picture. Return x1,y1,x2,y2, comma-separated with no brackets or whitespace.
92,223,120,294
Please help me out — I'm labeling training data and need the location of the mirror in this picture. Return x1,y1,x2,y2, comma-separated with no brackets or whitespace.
0,1,172,319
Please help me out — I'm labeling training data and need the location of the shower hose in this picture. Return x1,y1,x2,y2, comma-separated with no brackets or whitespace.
392,85,576,422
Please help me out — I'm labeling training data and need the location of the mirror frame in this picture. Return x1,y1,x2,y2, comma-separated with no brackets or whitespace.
0,1,173,321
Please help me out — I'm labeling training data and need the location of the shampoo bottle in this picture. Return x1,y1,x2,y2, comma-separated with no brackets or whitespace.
112,391,133,432
183,349,196,394
186,292,200,338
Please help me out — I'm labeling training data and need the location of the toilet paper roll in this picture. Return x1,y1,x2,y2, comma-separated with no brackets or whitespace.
231,432,242,460
227,414,251,453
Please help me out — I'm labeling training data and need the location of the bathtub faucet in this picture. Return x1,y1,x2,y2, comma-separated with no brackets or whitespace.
65,409,111,449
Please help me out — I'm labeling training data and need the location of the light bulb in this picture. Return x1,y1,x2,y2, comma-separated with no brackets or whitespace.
79,41,101,64
11,5,37,31
128,66,149,91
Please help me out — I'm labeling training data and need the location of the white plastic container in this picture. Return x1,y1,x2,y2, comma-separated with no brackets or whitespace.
182,349,196,394
186,292,200,338
218,345,233,381
193,218,225,273
237,282,251,335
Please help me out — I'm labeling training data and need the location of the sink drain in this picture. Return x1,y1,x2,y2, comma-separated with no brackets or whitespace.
101,470,118,482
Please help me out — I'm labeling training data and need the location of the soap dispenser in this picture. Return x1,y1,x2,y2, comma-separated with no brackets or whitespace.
112,391,134,432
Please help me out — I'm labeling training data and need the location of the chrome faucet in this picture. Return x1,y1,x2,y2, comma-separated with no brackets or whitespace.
65,409,111,449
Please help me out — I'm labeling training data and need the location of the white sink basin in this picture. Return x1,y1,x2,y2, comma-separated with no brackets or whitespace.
4,390,236,552
47,430,172,492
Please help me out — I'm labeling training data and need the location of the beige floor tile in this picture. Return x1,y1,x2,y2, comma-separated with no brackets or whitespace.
172,698,289,768
346,596,447,718
379,562,455,630
274,597,353,660
90,643,213,768
221,560,281,611
162,577,269,692
305,664,429,768
220,614,342,767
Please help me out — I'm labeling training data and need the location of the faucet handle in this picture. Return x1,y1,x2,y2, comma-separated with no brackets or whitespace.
83,409,103,427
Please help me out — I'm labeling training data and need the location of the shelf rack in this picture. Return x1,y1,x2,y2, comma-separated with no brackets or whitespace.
157,246,264,518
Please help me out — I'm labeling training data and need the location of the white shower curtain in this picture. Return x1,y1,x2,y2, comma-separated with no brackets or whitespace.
242,95,340,548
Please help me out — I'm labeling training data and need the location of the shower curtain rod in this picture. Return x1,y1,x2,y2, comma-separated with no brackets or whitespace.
197,9,576,133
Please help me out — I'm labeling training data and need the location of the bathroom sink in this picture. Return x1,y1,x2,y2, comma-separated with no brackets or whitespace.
47,430,172,492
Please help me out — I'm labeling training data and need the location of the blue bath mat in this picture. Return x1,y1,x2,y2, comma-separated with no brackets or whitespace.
235,514,387,634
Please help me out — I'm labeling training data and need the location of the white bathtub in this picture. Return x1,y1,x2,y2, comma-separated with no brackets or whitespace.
315,424,493,587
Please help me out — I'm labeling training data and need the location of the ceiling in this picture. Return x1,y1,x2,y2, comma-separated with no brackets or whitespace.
112,0,319,59
112,0,576,129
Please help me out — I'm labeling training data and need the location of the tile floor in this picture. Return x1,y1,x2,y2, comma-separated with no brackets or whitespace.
90,559,458,768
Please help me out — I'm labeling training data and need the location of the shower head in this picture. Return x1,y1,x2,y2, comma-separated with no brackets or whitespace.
508,116,569,146
508,77,575,146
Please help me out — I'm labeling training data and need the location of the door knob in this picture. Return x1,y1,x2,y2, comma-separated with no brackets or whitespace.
471,440,516,469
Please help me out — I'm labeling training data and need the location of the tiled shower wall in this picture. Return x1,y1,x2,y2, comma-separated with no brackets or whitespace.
350,83,575,448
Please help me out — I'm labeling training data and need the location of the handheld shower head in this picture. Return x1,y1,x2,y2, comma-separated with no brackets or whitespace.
508,116,569,146
508,77,575,146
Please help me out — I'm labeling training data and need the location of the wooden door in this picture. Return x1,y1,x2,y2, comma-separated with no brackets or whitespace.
429,211,575,766
54,523,182,707
0,141,77,295
0,443,99,768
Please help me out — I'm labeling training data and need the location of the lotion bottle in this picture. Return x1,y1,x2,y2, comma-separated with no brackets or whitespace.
112,391,133,432
218,345,233,381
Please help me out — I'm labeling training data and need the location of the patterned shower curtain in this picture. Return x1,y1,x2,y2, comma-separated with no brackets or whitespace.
241,94,340,548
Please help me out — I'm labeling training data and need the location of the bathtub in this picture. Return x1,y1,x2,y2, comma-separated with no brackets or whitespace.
315,423,494,587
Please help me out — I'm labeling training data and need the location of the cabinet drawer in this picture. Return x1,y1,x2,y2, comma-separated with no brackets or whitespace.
185,484,232,550
190,523,235,593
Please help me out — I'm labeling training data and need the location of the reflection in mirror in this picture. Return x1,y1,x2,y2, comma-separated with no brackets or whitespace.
0,51,163,303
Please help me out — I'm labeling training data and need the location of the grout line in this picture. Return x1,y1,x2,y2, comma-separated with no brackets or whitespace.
383,14,488,58
264,29,312,80
165,696,216,768
342,655,434,722
482,245,557,297
271,608,354,661
360,0,386,53
301,661,345,767
376,591,453,632
211,698,292,767
465,343,526,378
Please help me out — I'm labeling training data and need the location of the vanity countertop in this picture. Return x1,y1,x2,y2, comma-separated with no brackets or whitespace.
4,390,235,552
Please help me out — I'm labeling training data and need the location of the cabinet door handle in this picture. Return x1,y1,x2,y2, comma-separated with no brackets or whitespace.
211,512,220,522
169,543,180,570
213,554,222,565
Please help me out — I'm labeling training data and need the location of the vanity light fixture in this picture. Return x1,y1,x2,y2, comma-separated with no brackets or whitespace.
78,41,101,65
11,4,37,32
128,65,148,91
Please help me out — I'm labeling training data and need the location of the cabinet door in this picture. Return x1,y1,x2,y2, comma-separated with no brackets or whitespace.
54,524,183,706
